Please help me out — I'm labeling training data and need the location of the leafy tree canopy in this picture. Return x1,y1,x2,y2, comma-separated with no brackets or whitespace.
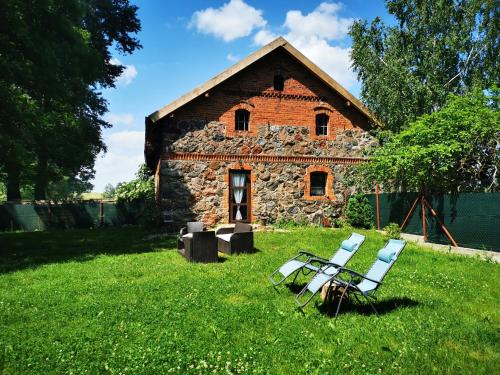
350,89,500,194
350,0,499,132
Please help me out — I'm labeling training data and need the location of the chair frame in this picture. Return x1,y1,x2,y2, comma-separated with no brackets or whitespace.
215,224,254,254
268,233,365,287
295,239,406,315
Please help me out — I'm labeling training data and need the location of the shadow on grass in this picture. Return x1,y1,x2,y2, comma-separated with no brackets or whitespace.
317,296,419,317
0,227,177,274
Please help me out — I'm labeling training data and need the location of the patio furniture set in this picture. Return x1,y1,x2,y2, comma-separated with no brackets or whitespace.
178,221,254,263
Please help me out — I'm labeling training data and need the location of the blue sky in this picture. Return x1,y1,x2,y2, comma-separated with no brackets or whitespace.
92,0,392,192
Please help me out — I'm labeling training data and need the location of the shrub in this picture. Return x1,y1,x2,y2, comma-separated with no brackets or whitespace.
345,194,374,228
384,222,401,239
333,217,351,229
115,165,162,226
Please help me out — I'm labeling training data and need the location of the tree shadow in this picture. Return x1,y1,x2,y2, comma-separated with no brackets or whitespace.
317,296,419,317
0,227,177,274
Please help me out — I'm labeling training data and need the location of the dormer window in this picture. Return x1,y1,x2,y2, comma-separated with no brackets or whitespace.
315,113,329,136
235,109,250,131
273,74,284,91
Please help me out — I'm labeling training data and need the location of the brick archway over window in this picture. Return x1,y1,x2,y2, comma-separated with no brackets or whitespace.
311,104,335,140
224,101,257,137
304,165,335,201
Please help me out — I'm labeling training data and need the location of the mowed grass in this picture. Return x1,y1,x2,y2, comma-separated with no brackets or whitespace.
0,227,498,374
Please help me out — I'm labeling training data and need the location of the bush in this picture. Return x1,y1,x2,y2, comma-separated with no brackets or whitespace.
333,217,351,229
345,194,374,228
114,165,162,226
384,222,401,239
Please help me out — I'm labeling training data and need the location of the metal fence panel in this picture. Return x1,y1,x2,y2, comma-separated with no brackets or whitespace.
366,192,500,251
0,201,136,232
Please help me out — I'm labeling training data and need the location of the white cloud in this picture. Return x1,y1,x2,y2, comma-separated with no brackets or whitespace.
284,2,352,41
253,29,277,46
92,130,144,192
103,113,135,127
110,58,138,86
253,2,357,89
226,53,240,62
189,0,266,42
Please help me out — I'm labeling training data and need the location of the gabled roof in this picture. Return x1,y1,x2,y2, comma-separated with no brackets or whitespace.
147,37,379,125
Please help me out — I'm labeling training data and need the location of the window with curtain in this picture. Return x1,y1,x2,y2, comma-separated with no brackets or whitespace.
310,172,327,196
230,170,250,222
315,113,329,136
235,109,250,131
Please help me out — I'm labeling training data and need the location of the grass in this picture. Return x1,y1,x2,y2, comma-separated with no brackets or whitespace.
0,227,498,374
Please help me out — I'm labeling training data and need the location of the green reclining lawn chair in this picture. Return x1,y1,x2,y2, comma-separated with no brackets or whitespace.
268,233,365,287
295,239,406,316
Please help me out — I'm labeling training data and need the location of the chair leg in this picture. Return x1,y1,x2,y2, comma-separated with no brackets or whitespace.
334,286,349,318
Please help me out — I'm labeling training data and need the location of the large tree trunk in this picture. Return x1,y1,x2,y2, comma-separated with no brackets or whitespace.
5,156,21,201
34,149,48,200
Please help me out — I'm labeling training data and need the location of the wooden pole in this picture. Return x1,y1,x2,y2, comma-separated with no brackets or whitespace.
99,200,104,227
421,195,427,242
375,185,381,230
423,198,458,247
401,195,420,230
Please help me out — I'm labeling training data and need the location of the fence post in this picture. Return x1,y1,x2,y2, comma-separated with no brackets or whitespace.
99,200,104,227
421,195,427,242
375,185,381,230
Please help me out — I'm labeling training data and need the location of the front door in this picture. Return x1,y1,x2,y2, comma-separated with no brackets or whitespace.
229,170,251,223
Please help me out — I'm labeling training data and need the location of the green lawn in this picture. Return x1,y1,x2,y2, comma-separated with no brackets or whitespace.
0,227,498,374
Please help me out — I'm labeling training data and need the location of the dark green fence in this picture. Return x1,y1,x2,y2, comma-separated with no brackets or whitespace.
0,201,144,231
366,192,500,252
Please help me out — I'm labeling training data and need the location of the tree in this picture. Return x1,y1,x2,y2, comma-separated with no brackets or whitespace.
102,183,117,200
0,0,141,200
349,89,500,194
350,0,499,132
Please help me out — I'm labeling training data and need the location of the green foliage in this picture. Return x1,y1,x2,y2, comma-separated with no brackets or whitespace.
0,183,5,202
333,217,352,229
0,0,141,199
114,165,161,225
350,90,500,193
350,0,498,131
384,222,401,239
102,183,116,200
0,227,498,373
346,194,374,228
115,166,155,203
274,214,310,229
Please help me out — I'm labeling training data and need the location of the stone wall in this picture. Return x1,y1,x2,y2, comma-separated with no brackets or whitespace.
163,121,377,158
159,123,377,226
160,158,352,227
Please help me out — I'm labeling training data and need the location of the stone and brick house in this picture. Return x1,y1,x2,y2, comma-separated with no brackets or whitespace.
145,37,378,226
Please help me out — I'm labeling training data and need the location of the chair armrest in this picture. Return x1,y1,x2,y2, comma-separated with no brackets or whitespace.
307,258,342,268
216,227,234,236
298,250,318,258
337,267,382,285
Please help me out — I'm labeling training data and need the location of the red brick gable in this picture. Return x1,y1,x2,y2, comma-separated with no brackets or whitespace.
162,48,370,133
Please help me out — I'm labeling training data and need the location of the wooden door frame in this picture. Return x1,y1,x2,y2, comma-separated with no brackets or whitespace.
228,169,251,223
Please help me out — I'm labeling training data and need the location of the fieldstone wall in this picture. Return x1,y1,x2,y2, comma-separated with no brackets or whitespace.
159,122,377,226
160,158,356,227
163,121,377,158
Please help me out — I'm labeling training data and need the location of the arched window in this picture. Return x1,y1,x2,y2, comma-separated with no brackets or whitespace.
235,109,250,131
310,172,327,196
315,113,329,136
273,74,284,91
